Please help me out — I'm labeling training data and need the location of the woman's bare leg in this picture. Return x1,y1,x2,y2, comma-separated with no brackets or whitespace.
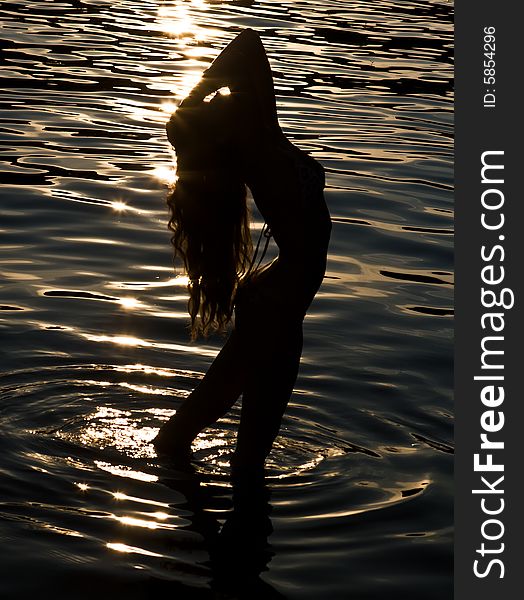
232,291,304,474
153,330,246,454
154,273,306,472
232,326,303,474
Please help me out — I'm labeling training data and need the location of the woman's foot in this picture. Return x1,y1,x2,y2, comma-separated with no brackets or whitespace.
152,423,193,463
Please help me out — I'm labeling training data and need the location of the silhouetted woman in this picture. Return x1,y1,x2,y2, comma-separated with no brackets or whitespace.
153,29,331,478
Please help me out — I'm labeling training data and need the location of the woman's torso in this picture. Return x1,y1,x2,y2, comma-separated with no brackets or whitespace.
242,137,331,257
237,137,331,316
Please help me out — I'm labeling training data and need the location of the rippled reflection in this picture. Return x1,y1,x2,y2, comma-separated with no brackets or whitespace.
107,542,163,558
83,332,218,357
155,0,214,99
157,2,194,38
111,492,170,508
111,201,129,212
150,165,178,185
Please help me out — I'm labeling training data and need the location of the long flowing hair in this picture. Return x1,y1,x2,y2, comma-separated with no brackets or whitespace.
167,163,252,339
165,94,253,338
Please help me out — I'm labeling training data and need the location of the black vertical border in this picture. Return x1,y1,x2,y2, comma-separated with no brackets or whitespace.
455,1,523,597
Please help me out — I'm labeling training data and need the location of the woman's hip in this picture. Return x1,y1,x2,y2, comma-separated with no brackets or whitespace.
235,258,324,324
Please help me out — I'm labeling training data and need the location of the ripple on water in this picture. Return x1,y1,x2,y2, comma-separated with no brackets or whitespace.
1,361,379,595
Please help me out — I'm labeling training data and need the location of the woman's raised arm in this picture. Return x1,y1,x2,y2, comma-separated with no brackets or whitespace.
180,29,280,132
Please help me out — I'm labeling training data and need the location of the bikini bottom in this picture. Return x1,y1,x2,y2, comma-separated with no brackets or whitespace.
234,257,324,329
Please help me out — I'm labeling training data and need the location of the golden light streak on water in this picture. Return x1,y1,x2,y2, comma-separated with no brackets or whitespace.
43,524,83,538
111,492,170,509
110,275,189,290
150,165,178,185
192,433,227,452
93,335,145,347
82,331,218,357
157,2,193,38
58,237,122,246
111,201,128,212
118,297,142,310
155,1,216,99
113,513,182,530
113,363,200,378
152,512,170,521
173,70,202,102
95,461,158,483
161,101,179,114
106,542,163,558
115,515,159,530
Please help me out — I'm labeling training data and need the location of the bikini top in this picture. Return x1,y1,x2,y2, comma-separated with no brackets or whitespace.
244,152,325,277
245,221,272,277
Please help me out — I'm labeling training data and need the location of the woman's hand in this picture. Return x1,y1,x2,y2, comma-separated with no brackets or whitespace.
180,29,270,105
177,30,257,107
168,29,281,152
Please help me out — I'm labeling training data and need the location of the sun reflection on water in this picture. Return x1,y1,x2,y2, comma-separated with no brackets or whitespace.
118,297,141,310
82,331,218,357
43,524,83,538
96,461,158,483
94,335,145,347
112,513,183,531
173,70,202,102
161,100,179,114
106,542,163,558
152,512,170,521
111,201,129,212
150,165,178,185
72,405,158,458
115,515,159,530
155,1,218,100
111,492,170,508
156,0,210,40
114,363,201,378
157,2,193,38
110,275,190,290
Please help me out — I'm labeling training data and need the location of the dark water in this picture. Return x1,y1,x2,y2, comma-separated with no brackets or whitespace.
0,1,453,598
